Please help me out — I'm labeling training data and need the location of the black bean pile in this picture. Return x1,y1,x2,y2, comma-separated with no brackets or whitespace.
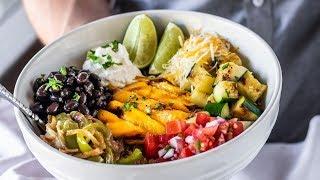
30,66,112,122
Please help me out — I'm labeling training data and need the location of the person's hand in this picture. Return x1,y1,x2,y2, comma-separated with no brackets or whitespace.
23,0,111,45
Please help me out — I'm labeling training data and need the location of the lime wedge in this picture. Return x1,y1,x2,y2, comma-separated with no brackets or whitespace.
123,14,157,69
149,22,184,75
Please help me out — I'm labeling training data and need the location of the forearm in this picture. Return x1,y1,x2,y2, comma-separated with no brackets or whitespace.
23,0,111,45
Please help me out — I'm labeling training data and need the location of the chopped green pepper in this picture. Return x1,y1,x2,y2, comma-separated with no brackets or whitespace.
83,121,111,140
63,120,79,149
117,148,143,164
77,133,92,153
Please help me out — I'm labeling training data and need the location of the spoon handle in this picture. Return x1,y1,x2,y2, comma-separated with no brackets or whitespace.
0,84,45,133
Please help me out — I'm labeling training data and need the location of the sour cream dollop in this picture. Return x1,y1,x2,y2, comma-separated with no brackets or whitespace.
83,43,142,88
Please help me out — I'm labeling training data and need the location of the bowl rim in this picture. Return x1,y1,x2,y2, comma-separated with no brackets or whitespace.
14,9,282,169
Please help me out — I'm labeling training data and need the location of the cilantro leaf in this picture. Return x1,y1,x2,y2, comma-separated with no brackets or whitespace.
110,40,120,52
45,77,63,91
123,102,138,111
59,66,67,76
87,50,99,62
102,55,122,69
72,92,81,101
102,40,120,52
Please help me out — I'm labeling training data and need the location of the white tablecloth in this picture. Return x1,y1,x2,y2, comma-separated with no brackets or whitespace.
0,100,319,180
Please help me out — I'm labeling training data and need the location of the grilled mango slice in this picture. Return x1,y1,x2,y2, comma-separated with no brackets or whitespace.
113,89,176,112
150,110,189,125
151,81,187,96
107,121,146,137
108,100,165,135
97,110,122,123
121,82,191,112
97,110,146,137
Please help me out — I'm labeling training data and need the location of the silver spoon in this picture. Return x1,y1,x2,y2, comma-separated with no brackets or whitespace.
0,83,46,135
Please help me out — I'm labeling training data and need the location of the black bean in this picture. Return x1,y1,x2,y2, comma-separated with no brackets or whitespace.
53,73,66,82
91,109,98,117
75,86,81,93
77,72,89,84
96,97,107,108
47,102,59,114
70,66,79,73
105,93,112,102
98,84,105,92
78,104,90,115
60,87,72,98
48,87,60,93
93,90,102,98
49,93,62,102
65,76,75,86
87,99,96,108
79,92,87,105
36,84,48,101
33,76,47,92
48,71,58,78
64,100,79,112
30,102,45,113
83,81,94,96
89,73,101,87
67,69,76,77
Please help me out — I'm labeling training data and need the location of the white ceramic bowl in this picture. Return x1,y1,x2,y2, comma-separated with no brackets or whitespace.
14,10,282,180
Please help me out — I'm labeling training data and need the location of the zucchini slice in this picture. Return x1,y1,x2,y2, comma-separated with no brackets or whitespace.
215,62,247,83
231,96,261,121
237,71,267,102
243,98,262,116
213,81,239,103
204,102,230,118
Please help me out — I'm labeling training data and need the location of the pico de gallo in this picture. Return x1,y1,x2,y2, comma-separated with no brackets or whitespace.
144,112,246,161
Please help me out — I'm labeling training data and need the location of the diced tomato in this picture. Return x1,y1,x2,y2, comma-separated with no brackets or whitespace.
158,134,174,145
226,131,233,141
216,121,230,135
166,120,187,134
202,125,219,137
230,121,244,137
179,147,193,158
196,112,211,126
217,133,226,145
144,133,159,158
192,128,210,142
199,139,215,151
183,123,197,136
211,139,219,148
